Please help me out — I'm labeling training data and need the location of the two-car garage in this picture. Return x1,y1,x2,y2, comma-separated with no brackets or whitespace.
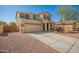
21,23,43,32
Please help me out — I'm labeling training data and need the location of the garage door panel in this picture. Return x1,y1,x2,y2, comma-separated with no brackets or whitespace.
23,24,43,32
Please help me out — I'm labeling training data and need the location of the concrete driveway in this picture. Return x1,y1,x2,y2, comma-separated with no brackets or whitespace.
28,32,79,53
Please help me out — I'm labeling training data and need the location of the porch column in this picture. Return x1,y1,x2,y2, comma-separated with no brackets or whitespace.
48,24,51,31
45,23,47,31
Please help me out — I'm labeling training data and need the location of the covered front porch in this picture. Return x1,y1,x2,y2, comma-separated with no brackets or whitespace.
42,23,51,31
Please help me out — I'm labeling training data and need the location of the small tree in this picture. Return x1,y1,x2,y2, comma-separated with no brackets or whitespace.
57,7,79,22
57,7,79,30
9,22,16,26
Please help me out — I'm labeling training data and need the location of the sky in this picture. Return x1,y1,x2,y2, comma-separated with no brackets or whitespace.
0,5,79,23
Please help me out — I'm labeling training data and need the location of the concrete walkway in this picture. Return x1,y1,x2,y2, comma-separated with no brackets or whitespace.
28,32,79,53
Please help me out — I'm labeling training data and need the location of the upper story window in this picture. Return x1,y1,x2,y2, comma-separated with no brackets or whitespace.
43,15,50,20
43,16,47,19
20,13,24,18
47,16,50,20
20,13,30,19
25,14,30,19
33,14,37,20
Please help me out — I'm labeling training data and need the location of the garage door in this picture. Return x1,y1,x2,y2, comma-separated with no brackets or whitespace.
23,24,43,32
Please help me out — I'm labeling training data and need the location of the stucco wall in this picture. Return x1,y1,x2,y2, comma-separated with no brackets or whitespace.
51,23,74,32
64,25,74,32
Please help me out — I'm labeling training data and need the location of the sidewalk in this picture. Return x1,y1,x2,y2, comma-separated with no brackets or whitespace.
28,32,79,53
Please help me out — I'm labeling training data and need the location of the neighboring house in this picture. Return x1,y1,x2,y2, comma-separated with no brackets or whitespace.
0,21,8,25
16,12,52,32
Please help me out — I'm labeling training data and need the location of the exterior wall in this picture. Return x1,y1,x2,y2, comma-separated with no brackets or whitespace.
74,22,79,31
16,12,21,32
0,25,4,33
64,24,74,32
51,23,74,33
16,18,44,32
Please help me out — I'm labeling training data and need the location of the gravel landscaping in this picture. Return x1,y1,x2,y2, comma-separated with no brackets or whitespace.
0,32,58,53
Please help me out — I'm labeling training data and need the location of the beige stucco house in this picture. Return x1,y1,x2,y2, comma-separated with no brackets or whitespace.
16,12,52,32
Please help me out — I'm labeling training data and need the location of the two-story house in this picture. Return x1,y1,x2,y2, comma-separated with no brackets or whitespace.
16,12,52,32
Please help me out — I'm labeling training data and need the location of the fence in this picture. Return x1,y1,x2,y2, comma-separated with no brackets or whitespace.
0,25,4,33
3,26,18,32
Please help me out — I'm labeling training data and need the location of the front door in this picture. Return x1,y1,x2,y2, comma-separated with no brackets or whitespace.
47,23,49,31
43,24,45,31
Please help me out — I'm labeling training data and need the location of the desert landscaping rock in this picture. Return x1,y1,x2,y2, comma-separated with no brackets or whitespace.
0,32,58,53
